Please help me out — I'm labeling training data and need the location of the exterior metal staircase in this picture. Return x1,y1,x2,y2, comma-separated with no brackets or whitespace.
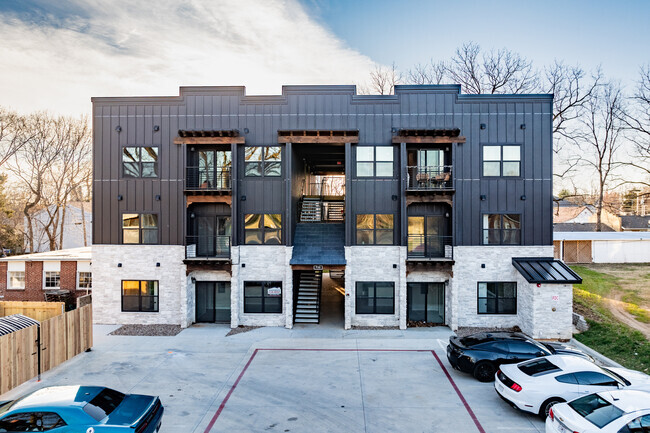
326,201,345,221
294,270,322,323
300,197,322,222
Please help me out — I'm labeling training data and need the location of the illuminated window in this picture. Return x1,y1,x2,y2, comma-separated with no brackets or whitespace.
244,214,282,245
356,214,394,245
122,280,159,312
122,213,158,244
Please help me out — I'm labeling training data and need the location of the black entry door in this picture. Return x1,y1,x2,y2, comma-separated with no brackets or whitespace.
407,282,445,324
196,282,231,323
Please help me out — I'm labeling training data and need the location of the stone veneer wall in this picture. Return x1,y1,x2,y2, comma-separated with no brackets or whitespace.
232,246,293,328
92,245,188,326
450,245,573,339
344,246,407,329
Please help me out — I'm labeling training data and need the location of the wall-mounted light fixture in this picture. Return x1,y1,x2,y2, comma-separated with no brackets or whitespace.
480,194,487,201
241,263,246,268
190,212,195,218
391,195,398,201
241,195,246,201
156,262,160,267
153,125,160,132
481,264,485,268
117,195,123,201
155,195,161,201
392,264,397,269
480,123,486,130
520,195,527,201
117,263,122,268
244,128,250,134
445,212,450,218
520,124,526,130
391,127,398,133
191,277,196,284
115,125,122,133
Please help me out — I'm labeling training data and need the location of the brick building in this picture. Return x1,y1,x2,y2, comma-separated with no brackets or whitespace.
0,247,91,302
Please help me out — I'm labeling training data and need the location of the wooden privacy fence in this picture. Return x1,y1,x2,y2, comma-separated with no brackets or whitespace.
0,301,65,322
0,305,93,394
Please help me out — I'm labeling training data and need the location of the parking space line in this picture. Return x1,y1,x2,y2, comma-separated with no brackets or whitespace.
203,348,486,433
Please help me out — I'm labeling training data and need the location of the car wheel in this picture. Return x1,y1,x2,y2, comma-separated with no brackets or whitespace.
539,397,564,420
473,361,496,382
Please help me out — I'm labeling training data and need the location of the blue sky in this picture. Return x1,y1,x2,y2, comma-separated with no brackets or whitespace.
302,0,650,87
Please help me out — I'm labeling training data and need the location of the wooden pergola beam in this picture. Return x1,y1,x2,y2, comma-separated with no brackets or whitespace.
278,136,359,143
174,136,245,144
392,136,466,144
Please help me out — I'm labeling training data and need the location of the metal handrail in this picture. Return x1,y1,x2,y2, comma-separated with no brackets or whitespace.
407,234,453,259
407,165,453,190
185,235,231,259
186,167,231,190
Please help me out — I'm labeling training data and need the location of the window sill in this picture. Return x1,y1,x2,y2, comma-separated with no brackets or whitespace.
7,288,25,291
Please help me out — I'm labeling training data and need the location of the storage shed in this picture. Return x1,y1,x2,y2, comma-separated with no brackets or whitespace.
554,232,650,264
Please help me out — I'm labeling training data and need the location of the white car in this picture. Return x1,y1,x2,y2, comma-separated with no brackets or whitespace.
546,389,650,433
495,355,650,419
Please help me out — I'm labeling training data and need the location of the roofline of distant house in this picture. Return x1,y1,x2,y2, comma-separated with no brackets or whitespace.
1,247,92,262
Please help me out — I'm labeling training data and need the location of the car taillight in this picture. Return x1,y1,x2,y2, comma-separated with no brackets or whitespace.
510,382,522,392
549,407,554,421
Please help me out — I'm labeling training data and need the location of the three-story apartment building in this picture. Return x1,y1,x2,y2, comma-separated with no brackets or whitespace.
91,85,581,339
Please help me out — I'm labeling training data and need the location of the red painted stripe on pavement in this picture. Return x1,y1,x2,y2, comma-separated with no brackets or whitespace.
203,349,258,433
430,350,486,433
258,348,429,352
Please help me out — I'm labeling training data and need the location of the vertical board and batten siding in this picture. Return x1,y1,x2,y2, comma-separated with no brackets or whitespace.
93,85,553,248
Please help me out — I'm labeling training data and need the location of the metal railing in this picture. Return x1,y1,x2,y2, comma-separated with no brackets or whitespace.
185,167,231,190
407,166,453,190
301,177,346,197
185,235,231,259
407,235,453,259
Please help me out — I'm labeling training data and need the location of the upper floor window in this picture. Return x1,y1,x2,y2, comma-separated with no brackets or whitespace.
123,147,159,178
78,272,92,290
356,214,394,245
244,214,282,245
245,146,282,177
482,145,521,177
356,146,394,177
44,271,60,289
122,213,158,244
8,271,25,290
483,214,521,245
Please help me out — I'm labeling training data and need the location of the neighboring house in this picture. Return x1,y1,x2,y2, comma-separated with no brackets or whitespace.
619,215,650,232
27,202,92,253
553,223,615,232
553,200,620,229
0,247,92,302
91,84,580,340
554,232,650,263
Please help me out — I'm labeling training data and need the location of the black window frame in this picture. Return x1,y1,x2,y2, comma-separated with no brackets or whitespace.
482,213,521,245
355,213,394,245
122,146,159,178
481,144,522,178
243,213,282,245
243,281,283,314
121,280,159,312
355,281,395,315
355,146,394,178
244,146,282,177
477,282,517,315
121,213,159,245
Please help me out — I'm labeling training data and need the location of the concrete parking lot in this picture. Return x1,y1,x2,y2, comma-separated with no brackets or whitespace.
1,325,545,432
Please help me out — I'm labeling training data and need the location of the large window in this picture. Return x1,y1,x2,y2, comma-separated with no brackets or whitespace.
477,282,516,314
245,146,282,177
122,146,159,178
356,282,395,314
122,213,158,244
356,146,394,177
244,214,282,245
8,271,25,290
122,280,159,312
356,214,394,245
78,272,92,290
44,271,60,289
244,281,282,313
482,145,521,177
483,214,521,245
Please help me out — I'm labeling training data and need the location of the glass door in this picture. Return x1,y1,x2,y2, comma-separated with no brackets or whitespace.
407,282,444,324
198,151,215,188
214,282,231,323
196,282,231,323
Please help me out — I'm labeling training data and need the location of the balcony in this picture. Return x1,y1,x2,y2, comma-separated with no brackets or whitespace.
407,166,453,191
185,235,231,260
407,235,453,260
185,167,231,193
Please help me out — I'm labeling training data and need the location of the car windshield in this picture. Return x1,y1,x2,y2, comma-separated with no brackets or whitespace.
518,358,560,376
0,401,14,417
569,393,625,428
541,342,557,354
83,388,126,421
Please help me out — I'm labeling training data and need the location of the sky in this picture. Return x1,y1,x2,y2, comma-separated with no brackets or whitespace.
0,0,648,116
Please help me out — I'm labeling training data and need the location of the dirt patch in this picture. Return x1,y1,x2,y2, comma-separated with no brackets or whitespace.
582,264,650,308
606,292,650,340
226,326,261,336
573,301,603,322
110,324,183,336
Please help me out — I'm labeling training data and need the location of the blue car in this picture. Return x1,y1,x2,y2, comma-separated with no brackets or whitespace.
0,386,163,432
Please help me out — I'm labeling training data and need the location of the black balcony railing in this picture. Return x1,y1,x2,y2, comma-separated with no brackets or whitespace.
407,235,453,259
185,235,231,259
407,166,453,190
186,167,231,190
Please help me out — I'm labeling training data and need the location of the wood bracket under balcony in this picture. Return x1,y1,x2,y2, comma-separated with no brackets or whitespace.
174,129,245,144
278,130,359,143
393,129,465,144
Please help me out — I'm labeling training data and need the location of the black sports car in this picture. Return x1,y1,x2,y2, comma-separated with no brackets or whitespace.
446,332,593,382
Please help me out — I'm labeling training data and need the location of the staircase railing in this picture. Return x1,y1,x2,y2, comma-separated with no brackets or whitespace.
316,270,322,323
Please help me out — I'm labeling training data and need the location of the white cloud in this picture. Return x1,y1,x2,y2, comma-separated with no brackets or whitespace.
0,0,376,116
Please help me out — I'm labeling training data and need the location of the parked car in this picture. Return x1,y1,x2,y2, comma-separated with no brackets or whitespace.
495,355,650,420
0,385,163,432
446,331,592,382
546,389,650,433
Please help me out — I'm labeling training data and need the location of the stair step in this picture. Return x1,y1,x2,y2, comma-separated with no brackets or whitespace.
295,318,319,323
296,308,319,314
295,313,319,319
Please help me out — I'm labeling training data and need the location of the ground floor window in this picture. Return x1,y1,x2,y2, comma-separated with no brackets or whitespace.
477,282,516,314
78,272,92,290
356,282,394,314
44,271,60,289
122,280,159,312
244,281,282,313
8,271,25,290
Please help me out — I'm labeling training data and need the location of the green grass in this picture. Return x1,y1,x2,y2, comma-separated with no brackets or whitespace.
571,265,620,297
626,303,650,324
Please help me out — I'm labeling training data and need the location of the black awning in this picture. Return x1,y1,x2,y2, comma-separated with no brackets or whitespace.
512,258,582,284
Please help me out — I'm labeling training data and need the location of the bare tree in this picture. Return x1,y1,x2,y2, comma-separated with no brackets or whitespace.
406,60,445,85
360,62,402,95
622,65,650,189
579,82,626,231
0,107,31,168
